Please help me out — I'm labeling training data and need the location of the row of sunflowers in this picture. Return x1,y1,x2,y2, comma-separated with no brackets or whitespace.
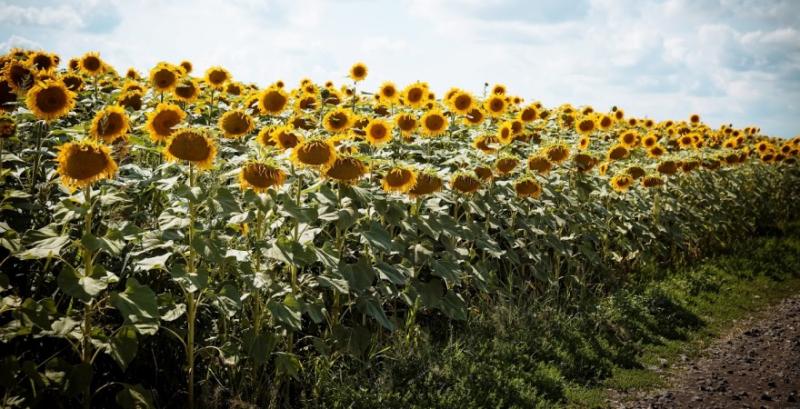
1,48,799,408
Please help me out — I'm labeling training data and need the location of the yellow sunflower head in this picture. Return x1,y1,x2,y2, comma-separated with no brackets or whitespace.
258,86,289,115
689,113,700,124
79,52,104,76
29,51,57,73
56,140,118,191
484,95,507,118
61,73,84,92
349,62,368,82
164,128,217,170
598,114,614,130
607,144,629,161
323,155,368,184
647,144,666,158
271,125,303,150
420,109,449,137
179,60,193,74
174,78,200,102
218,109,254,138
26,80,75,121
0,115,17,139
118,90,144,111
4,60,36,92
402,82,429,108
395,112,418,136
514,177,542,199
450,91,475,115
323,108,353,133
90,105,129,143
365,118,394,146
575,114,597,135
577,135,591,150
518,104,538,122
204,66,231,89
146,103,186,143
239,161,286,192
450,171,481,194
378,81,400,104
641,133,658,148
408,171,443,198
382,166,417,193
618,130,639,147
149,63,180,92
491,84,507,95
291,138,337,168
610,174,633,193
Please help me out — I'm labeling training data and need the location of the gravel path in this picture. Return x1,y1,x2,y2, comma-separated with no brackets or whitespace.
618,296,800,409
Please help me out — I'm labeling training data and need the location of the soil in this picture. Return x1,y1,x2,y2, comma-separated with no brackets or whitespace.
616,296,800,409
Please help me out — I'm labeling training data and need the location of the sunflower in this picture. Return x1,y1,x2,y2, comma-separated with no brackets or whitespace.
545,144,570,164
402,82,428,108
29,51,56,72
607,144,629,161
179,60,193,74
323,155,367,183
577,135,591,150
463,108,485,126
474,166,493,181
408,172,443,198
295,93,318,111
118,90,143,111
378,81,399,104
146,103,185,143
527,154,553,175
259,87,289,115
205,66,230,89
491,84,506,95
702,159,721,170
79,52,104,76
514,177,542,198
26,80,74,121
90,105,129,143
4,60,35,92
218,109,254,138
174,78,200,102
598,114,614,130
0,80,16,112
450,172,481,194
450,91,474,115
56,140,118,191
496,122,514,145
365,118,393,146
0,115,17,138
610,174,633,192
420,109,448,137
618,130,639,148
473,134,498,154
239,161,286,192
640,175,664,188
484,95,507,117
291,138,337,168
681,160,700,172
518,104,538,122
349,62,368,82
574,153,598,173
271,125,303,150
625,166,645,179
323,108,353,133
61,73,83,92
149,63,179,92
164,129,217,169
226,82,242,96
68,58,80,71
641,133,658,148
647,144,666,158
575,114,597,135
382,166,417,193
495,156,519,175
394,113,418,137
689,114,700,124
656,160,678,175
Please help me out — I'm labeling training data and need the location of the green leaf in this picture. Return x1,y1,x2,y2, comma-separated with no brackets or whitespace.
215,283,241,317
16,235,70,260
340,257,374,293
266,238,316,267
316,275,350,294
375,261,409,285
64,363,92,398
107,326,138,371
169,263,208,293
312,244,339,270
358,297,395,331
440,292,468,321
246,331,277,366
274,352,302,380
110,278,159,335
81,232,124,256
57,265,118,302
16,298,51,330
360,221,395,253
115,383,155,409
135,253,171,271
431,259,461,284
267,300,302,331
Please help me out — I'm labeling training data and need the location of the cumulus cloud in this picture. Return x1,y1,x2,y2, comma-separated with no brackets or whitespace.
0,3,84,28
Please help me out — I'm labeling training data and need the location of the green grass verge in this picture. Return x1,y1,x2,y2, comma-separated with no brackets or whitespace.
314,229,800,409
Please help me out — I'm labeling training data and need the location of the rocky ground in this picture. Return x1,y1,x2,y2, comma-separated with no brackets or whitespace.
617,296,800,409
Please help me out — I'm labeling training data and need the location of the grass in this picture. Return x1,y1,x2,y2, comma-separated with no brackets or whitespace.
313,226,800,409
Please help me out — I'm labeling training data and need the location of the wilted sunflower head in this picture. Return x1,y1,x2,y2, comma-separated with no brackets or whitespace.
514,177,542,198
146,103,186,143
218,109,254,138
495,155,519,176
382,166,417,193
239,161,285,192
118,90,143,111
204,66,230,89
610,173,633,193
0,80,16,112
420,109,448,137
90,105,129,143
640,174,664,188
574,153,598,173
408,172,443,198
291,138,337,168
472,134,498,154
607,144,629,161
527,154,553,175
474,166,493,181
349,62,368,82
56,140,118,191
681,160,700,173
656,160,679,175
0,115,17,138
271,125,303,150
164,128,217,169
450,171,481,194
323,155,368,183
625,166,645,179
26,80,75,121
79,52,104,76
365,118,393,146
545,144,571,164
149,63,179,92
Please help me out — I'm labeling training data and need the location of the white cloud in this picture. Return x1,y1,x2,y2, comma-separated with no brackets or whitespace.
0,3,84,28
0,35,42,51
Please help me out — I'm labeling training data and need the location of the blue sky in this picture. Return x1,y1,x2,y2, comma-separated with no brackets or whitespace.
2,0,799,137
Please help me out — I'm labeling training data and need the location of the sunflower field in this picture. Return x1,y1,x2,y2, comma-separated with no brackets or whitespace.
0,49,799,408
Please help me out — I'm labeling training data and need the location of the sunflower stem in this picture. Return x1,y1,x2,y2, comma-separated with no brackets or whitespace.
80,187,94,409
28,121,47,193
186,163,197,409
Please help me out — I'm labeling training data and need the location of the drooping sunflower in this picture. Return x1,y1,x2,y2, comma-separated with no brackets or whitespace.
450,172,481,194
291,138,337,168
218,109,254,138
164,128,217,169
495,155,519,176
0,115,17,138
610,174,633,193
483,95,507,118
4,60,35,92
473,134,498,154
349,62,368,82
450,91,475,115
365,118,393,146
61,73,83,92
656,160,679,175
90,105,129,143
382,166,417,193
518,104,538,122
271,125,303,150
118,90,144,111
256,126,277,149
239,161,286,192
514,177,542,198
607,144,629,161
323,155,368,184
527,154,553,175
402,82,428,108
259,86,289,115
205,66,231,89
618,130,639,148
394,113,418,137
474,166,493,182
408,171,443,198
174,78,200,102
56,140,118,191
545,144,570,164
179,60,193,74
420,109,449,137
149,63,179,93
574,153,598,173
640,174,664,188
575,114,597,135
323,108,353,134
26,80,75,121
146,103,186,143
79,52,104,76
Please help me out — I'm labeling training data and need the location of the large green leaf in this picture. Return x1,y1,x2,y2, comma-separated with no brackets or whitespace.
110,278,159,335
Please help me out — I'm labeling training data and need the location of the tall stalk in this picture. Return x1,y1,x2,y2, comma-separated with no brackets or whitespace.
81,187,94,409
185,164,197,409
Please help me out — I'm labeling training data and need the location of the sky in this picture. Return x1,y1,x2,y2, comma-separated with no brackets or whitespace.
1,0,799,138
